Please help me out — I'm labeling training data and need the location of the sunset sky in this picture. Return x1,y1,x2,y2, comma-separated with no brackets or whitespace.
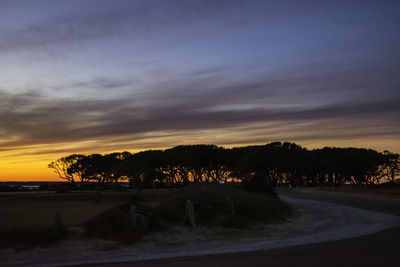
1,0,399,181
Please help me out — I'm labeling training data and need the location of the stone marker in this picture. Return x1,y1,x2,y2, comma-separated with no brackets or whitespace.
130,205,137,228
130,205,149,233
185,200,196,229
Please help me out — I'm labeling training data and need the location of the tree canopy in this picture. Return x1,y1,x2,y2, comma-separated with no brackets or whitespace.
49,142,400,191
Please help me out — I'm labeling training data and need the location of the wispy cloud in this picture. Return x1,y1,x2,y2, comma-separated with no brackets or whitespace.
1,59,399,153
0,0,254,53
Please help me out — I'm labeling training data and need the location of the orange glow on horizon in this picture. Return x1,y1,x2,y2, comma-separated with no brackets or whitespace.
1,136,399,182
1,125,399,182
0,160,57,181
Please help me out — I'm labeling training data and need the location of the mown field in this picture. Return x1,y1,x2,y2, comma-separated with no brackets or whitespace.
0,190,174,230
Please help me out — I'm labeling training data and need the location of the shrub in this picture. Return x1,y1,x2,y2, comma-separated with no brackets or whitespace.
154,184,291,227
83,184,293,244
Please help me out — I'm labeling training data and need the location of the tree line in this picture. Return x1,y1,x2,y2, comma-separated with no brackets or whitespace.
49,142,400,190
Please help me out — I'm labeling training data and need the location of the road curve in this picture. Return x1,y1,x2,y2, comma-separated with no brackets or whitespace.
71,189,400,267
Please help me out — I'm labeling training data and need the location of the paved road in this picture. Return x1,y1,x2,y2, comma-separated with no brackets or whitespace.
73,189,400,267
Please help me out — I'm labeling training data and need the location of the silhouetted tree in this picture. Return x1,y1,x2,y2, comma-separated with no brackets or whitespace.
381,151,400,184
48,155,82,186
50,142,395,190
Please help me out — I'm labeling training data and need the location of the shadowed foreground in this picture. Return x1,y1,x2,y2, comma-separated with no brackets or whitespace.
71,189,400,267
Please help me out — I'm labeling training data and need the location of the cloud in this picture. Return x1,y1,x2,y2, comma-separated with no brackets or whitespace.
0,0,253,53
70,76,133,91
3,0,391,54
1,63,399,153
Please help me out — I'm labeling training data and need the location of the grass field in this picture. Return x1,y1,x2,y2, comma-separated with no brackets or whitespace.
0,190,175,248
0,191,136,230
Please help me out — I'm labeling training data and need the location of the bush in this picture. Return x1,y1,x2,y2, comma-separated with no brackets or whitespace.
83,184,293,244
84,203,138,244
154,184,291,227
84,202,159,244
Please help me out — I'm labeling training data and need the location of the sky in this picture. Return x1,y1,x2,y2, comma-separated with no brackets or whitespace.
0,0,399,181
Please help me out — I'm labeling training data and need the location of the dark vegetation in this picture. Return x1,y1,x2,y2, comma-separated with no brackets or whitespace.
84,184,292,243
49,142,400,190
84,203,141,244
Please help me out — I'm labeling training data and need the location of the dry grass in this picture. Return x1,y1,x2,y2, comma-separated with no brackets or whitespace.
0,191,136,248
0,191,134,230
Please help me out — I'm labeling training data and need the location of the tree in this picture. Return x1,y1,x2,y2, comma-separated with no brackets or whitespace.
381,151,400,184
50,143,396,190
48,155,78,185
